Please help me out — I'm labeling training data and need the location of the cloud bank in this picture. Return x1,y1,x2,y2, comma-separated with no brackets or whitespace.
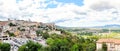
0,0,120,27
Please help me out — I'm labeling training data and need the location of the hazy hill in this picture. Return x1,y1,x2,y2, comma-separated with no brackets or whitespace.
92,24,120,29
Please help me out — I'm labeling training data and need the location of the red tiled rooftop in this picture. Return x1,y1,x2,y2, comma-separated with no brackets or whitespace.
97,38,120,44
0,21,9,26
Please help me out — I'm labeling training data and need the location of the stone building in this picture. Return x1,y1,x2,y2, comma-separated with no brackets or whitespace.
0,21,10,40
96,38,120,51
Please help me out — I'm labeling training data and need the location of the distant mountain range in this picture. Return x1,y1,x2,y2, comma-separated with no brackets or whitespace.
92,24,120,28
56,24,120,29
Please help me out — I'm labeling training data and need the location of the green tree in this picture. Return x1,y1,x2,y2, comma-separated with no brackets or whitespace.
70,44,83,51
36,30,43,36
6,31,15,37
19,29,98,51
18,41,42,51
42,32,49,39
0,43,11,51
102,43,107,51
18,45,28,51
20,29,25,31
9,23,16,26
9,33,15,37
86,43,96,51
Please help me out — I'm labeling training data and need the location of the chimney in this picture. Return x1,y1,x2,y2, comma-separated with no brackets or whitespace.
8,18,10,21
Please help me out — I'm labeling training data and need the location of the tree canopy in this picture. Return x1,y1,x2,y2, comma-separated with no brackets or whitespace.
19,30,98,51
0,43,11,51
18,41,42,51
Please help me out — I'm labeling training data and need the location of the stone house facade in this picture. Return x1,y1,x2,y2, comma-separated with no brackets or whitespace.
96,38,120,51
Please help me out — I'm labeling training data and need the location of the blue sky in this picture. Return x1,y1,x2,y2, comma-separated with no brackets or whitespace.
0,0,120,27
55,0,83,6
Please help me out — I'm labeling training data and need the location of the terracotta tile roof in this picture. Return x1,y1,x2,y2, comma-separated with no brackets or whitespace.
0,21,9,26
97,38,120,44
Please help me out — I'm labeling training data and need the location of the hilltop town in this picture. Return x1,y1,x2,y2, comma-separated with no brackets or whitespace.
1,19,120,51
0,19,61,51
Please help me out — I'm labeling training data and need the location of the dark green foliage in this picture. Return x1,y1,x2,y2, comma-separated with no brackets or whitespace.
101,29,109,33
30,25,36,27
46,33,96,51
9,33,15,37
36,30,49,39
42,32,49,39
6,30,15,37
56,29,66,34
70,44,83,51
9,23,17,26
18,45,27,51
17,27,25,31
18,41,42,51
0,43,11,51
20,29,25,31
19,29,97,51
17,27,20,30
36,30,43,36
37,26,41,28
102,43,107,51
78,32,93,36
60,30,66,34
86,43,96,51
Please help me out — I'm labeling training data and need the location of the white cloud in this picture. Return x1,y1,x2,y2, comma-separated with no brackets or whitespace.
56,0,120,27
0,0,120,27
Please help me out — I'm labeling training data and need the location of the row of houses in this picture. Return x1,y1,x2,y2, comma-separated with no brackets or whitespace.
0,19,60,41
0,19,60,51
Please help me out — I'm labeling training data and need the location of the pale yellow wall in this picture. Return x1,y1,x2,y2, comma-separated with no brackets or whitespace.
96,42,120,51
96,43,102,50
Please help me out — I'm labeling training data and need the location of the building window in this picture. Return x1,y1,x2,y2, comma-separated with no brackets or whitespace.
110,43,115,48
